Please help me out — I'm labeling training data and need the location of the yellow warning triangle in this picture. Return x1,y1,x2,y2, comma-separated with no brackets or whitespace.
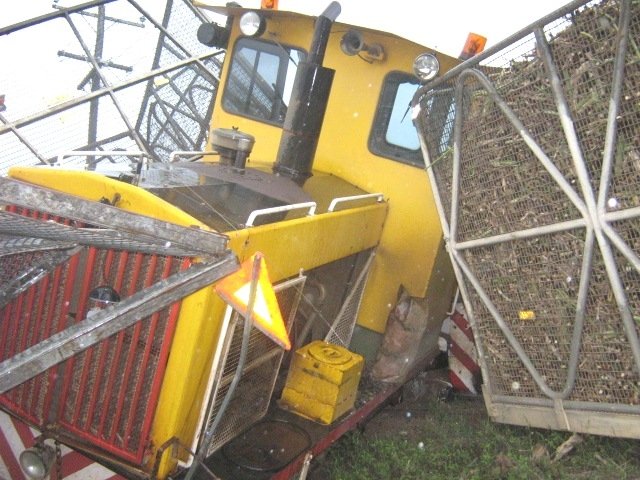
215,253,290,350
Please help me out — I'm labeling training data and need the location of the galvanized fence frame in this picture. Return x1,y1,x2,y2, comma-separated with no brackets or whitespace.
414,0,640,436
0,0,224,173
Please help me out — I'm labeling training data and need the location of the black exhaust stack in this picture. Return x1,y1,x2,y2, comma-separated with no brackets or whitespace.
273,2,341,183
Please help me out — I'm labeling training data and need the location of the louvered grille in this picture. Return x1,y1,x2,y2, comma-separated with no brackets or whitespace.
0,208,188,463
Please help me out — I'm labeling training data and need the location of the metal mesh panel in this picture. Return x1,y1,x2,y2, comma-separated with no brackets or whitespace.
0,210,200,258
136,59,221,161
325,250,375,348
0,0,223,174
415,0,640,428
201,276,305,457
0,235,75,257
0,243,77,308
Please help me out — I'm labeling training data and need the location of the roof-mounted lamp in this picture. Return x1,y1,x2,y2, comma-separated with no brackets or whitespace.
197,21,231,48
413,53,440,82
239,11,267,37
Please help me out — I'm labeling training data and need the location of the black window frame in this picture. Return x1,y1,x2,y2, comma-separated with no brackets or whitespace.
368,71,423,167
221,37,306,127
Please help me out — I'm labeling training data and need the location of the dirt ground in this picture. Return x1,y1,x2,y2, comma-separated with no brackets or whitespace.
360,368,469,442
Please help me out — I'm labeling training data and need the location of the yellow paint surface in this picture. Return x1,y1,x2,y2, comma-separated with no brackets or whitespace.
280,341,364,424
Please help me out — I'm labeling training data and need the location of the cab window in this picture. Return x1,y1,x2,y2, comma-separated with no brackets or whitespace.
369,72,423,166
222,37,305,125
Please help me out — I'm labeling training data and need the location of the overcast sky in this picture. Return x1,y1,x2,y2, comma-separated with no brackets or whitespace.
3,1,573,57
230,0,572,57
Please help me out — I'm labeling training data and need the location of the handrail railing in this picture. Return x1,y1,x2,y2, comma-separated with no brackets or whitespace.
328,193,384,212
245,202,317,227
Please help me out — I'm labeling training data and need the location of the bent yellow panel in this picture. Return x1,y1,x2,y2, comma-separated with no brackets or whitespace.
8,167,208,229
227,203,387,279
151,287,228,477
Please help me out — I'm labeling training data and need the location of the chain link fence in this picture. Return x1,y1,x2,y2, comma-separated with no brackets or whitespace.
0,0,225,174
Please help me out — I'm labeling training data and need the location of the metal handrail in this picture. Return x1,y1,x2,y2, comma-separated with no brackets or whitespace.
327,193,384,212
169,151,219,162
245,202,317,227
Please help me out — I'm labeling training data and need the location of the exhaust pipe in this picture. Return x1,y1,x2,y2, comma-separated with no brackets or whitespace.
273,2,341,183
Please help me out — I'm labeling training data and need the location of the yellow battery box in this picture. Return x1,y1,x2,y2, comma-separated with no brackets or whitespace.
279,340,364,424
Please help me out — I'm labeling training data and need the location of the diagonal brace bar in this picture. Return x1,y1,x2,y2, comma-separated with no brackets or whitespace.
0,177,228,256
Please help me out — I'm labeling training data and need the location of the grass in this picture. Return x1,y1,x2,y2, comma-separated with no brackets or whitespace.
310,394,640,480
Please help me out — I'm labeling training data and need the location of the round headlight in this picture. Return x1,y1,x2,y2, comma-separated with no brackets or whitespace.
19,446,55,480
239,11,266,37
413,53,440,81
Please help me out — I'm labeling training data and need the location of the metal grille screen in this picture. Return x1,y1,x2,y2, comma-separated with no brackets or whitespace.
0,209,188,462
201,276,306,457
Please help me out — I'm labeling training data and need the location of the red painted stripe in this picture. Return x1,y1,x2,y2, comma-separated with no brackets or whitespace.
69,248,99,426
451,311,474,343
449,341,480,374
7,291,25,359
109,254,144,444
84,341,110,431
123,255,159,447
11,418,35,448
0,300,13,360
100,253,129,438
135,256,182,460
56,251,84,422
19,287,37,355
83,251,111,431
60,450,96,477
26,275,51,415
0,425,26,480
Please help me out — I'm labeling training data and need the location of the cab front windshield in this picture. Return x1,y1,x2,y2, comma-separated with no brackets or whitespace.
221,37,306,125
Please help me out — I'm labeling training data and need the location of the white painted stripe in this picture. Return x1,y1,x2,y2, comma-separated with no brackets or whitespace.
1,414,26,457
451,323,477,359
64,461,120,480
46,440,118,479
59,443,74,456
0,413,117,480
450,357,478,394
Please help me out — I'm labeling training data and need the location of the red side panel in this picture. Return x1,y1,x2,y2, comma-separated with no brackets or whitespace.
0,207,189,465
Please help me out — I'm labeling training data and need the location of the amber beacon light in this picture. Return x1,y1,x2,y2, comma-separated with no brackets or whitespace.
459,32,488,60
